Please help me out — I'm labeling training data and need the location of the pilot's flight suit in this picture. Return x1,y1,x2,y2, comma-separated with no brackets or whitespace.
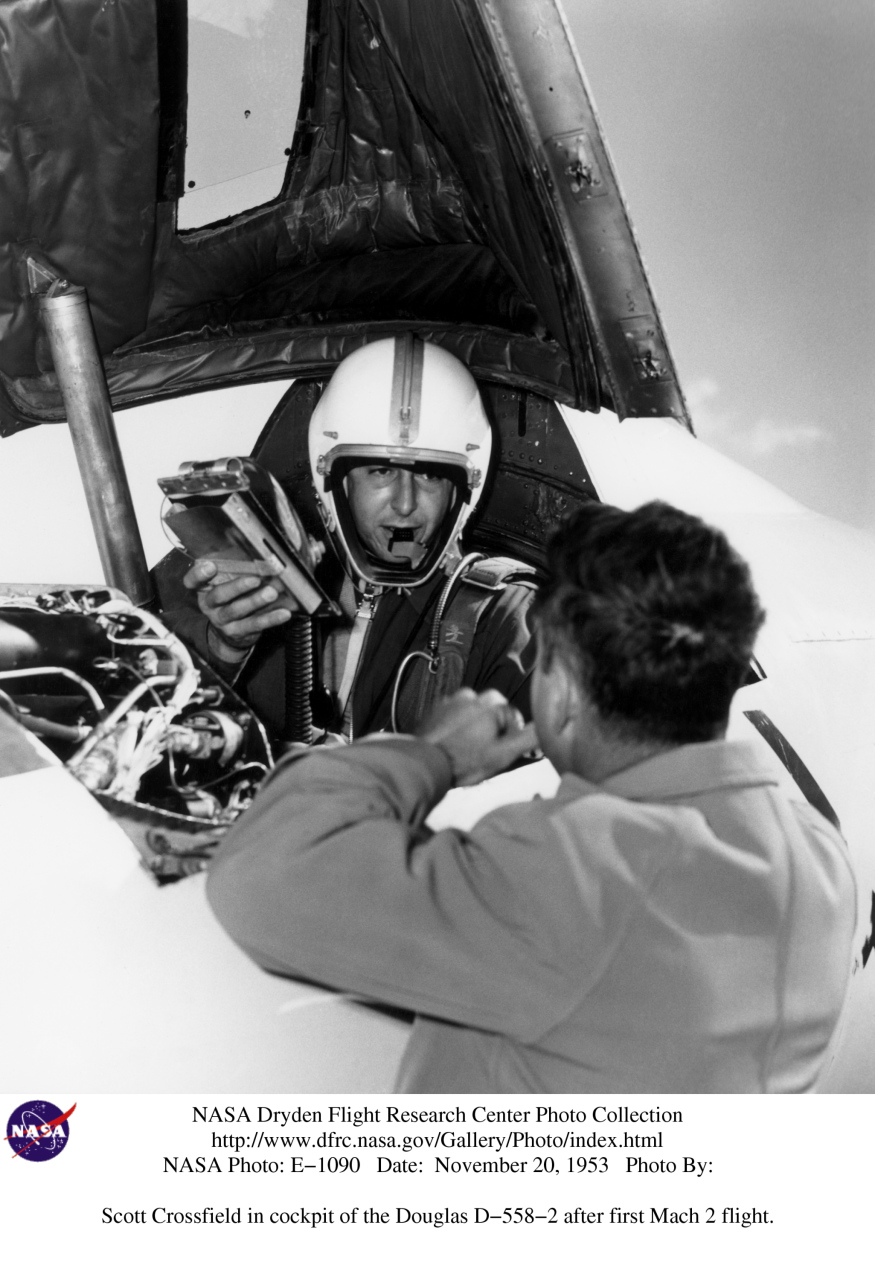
155,548,537,740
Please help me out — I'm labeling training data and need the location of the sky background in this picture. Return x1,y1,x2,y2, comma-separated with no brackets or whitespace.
0,0,872,583
564,0,875,530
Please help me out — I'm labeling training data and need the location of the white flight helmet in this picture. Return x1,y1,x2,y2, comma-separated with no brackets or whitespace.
309,335,493,588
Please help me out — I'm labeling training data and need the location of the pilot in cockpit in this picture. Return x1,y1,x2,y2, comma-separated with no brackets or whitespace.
155,336,538,745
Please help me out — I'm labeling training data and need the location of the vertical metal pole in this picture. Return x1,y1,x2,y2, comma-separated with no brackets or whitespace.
38,286,152,605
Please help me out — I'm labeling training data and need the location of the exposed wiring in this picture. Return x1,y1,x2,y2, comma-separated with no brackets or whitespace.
0,666,106,714
66,675,177,770
2,590,273,836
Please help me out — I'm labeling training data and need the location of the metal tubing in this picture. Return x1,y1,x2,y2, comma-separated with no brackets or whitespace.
38,287,152,604
284,616,314,744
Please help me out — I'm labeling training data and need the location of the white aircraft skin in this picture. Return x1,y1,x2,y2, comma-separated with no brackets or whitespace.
3,400,873,1094
1,726,408,1094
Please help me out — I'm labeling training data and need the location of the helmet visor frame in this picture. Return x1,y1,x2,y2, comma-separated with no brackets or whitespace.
318,445,479,587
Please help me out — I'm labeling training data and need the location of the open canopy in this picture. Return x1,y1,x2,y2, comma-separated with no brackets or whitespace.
0,0,689,435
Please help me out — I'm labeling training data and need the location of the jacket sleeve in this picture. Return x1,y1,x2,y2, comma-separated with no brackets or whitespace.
152,547,212,662
152,546,260,685
206,736,583,1042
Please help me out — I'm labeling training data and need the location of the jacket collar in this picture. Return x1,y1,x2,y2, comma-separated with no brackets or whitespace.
556,738,781,805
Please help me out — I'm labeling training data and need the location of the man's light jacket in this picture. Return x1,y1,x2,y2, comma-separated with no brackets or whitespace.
207,736,856,1093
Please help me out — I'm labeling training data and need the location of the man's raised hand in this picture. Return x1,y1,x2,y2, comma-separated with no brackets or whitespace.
418,688,538,786
182,559,294,664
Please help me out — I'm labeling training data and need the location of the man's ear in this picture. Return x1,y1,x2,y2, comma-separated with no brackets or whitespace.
550,651,583,736
537,650,583,742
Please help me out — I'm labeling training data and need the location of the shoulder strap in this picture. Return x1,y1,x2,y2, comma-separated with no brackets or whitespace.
391,555,536,732
456,555,539,592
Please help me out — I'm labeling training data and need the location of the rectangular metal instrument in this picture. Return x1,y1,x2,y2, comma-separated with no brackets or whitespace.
158,458,339,618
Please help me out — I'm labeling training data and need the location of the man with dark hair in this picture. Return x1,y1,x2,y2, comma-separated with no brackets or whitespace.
207,501,856,1093
534,500,766,747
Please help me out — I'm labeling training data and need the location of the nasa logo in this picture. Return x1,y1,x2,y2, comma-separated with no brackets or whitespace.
5,1100,76,1162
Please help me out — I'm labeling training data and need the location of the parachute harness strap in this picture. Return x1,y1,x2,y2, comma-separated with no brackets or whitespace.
336,583,379,736
390,552,485,733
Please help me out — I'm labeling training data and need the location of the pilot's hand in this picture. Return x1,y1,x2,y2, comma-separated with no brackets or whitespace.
183,559,294,664
418,688,539,787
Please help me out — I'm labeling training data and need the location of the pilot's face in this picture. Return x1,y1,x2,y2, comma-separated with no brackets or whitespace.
345,464,453,567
